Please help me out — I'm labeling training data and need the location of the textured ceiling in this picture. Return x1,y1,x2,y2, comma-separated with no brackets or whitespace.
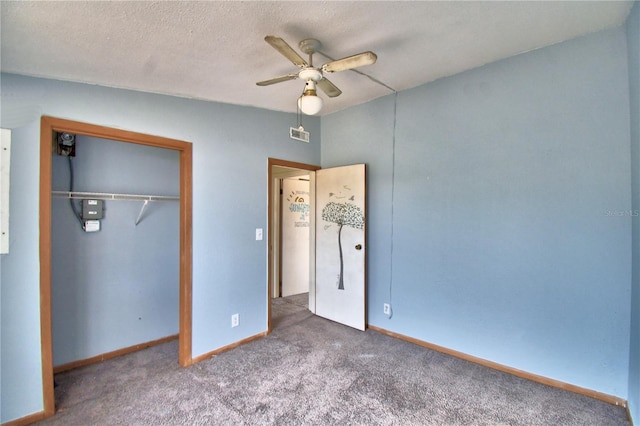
0,1,634,116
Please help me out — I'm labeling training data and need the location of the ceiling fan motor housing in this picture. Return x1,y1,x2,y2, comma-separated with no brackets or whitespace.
299,68,322,82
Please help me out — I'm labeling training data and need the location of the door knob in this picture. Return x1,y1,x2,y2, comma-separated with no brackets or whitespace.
355,244,362,250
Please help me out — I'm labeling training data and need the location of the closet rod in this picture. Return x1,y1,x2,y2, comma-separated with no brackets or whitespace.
51,191,178,202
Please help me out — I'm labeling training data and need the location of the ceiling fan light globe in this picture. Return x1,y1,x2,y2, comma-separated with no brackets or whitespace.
298,95,323,115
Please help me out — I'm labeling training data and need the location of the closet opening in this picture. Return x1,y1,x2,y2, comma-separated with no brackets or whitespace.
39,117,193,418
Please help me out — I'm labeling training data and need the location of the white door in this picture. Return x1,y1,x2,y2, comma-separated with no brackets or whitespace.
281,178,310,297
315,164,366,330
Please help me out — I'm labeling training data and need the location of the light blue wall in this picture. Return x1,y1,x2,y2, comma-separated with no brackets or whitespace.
1,20,637,424
324,27,632,398
0,74,320,423
51,136,180,366
627,2,640,423
0,123,45,421
321,95,397,324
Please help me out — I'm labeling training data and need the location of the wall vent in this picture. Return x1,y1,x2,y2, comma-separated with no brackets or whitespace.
290,127,310,143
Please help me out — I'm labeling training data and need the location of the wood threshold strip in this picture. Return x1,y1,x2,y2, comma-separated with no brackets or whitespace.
191,331,269,364
53,334,178,374
367,325,628,409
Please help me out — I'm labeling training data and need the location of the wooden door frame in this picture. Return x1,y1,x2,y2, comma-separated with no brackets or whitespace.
267,158,319,332
39,116,193,417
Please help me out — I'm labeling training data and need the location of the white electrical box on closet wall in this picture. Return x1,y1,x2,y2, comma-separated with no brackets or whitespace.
0,129,10,254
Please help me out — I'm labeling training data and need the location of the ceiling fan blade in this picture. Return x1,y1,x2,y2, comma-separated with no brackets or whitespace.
264,35,308,67
322,51,377,73
256,74,299,86
317,77,342,98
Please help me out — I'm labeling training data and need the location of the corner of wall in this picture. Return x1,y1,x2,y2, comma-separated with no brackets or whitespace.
626,1,640,424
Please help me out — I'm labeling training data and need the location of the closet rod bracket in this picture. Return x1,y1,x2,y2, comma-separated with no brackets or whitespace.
135,200,149,226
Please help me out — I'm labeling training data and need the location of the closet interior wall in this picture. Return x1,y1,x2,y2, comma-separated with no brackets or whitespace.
50,135,180,367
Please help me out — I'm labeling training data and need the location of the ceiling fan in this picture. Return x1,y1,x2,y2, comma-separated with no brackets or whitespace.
256,35,377,115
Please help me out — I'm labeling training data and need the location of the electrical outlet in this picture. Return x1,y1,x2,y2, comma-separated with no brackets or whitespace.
383,303,391,316
231,313,239,328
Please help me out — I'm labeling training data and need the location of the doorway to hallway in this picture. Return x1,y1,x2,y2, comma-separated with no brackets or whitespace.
268,159,319,332
267,158,367,332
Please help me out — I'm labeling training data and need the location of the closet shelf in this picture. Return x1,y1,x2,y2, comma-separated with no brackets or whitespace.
52,191,179,226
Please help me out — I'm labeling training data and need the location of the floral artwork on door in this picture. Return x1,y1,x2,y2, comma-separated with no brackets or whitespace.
315,164,366,331
321,196,364,290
